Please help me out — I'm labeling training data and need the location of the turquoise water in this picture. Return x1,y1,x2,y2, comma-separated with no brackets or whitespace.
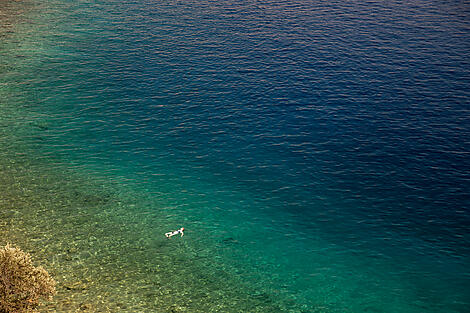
1,0,469,312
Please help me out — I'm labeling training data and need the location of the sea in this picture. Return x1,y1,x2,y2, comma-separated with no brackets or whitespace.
1,0,469,312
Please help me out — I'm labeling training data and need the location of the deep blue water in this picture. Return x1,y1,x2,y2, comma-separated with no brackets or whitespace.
2,0,470,311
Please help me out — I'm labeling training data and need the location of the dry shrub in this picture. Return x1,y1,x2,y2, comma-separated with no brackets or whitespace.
0,244,56,313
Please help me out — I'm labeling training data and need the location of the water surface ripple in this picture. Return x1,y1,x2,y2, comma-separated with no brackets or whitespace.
1,0,469,312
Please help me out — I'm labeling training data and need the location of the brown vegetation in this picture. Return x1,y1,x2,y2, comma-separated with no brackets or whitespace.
0,244,56,313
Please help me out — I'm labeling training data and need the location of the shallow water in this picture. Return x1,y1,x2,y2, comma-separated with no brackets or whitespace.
1,0,469,312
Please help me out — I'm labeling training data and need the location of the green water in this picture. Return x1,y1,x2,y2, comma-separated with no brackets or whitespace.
1,7,296,312
0,4,280,312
